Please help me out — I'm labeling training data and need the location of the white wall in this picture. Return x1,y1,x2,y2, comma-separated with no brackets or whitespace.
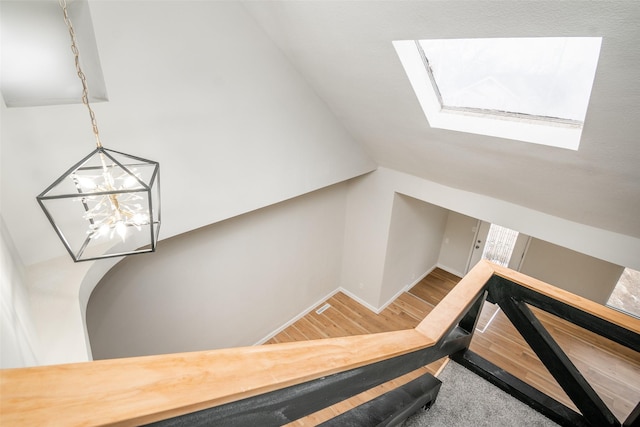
0,217,39,368
377,168,640,271
26,256,95,364
380,194,448,306
86,184,348,359
341,171,396,308
520,238,624,304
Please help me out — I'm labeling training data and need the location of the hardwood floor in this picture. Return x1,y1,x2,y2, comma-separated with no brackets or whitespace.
471,302,640,419
266,270,455,426
265,268,640,424
266,291,437,343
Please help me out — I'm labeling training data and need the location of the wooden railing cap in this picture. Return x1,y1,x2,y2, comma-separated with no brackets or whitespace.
2,260,637,426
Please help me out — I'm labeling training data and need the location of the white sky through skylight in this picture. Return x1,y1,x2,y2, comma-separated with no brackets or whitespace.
418,37,601,122
393,36,602,149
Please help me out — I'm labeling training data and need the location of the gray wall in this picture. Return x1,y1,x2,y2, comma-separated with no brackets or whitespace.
381,194,448,305
520,238,623,304
436,214,624,304
438,211,478,277
87,184,348,359
87,171,627,360
340,171,451,309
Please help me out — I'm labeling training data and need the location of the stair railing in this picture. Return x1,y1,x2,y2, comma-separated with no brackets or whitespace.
453,264,640,427
1,261,638,427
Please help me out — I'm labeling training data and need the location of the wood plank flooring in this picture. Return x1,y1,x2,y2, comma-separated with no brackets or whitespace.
265,268,640,424
266,270,456,426
266,291,436,343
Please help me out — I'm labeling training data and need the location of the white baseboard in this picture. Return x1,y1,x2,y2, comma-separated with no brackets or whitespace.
366,265,439,313
435,263,465,279
404,265,438,292
255,264,456,344
376,286,409,313
338,287,381,314
253,288,341,345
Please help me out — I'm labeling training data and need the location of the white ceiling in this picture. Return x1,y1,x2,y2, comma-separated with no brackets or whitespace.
243,0,640,238
2,1,640,267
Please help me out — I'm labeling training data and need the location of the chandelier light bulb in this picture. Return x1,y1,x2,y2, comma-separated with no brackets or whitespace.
38,146,160,261
36,0,160,262
72,153,152,244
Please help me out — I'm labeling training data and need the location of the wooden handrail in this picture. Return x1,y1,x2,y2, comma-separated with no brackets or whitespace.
416,260,493,341
1,261,637,426
1,330,432,426
490,263,640,335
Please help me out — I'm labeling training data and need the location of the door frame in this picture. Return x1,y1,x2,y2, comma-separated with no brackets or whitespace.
465,220,531,274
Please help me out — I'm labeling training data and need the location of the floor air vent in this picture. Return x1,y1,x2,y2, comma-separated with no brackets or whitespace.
316,303,331,315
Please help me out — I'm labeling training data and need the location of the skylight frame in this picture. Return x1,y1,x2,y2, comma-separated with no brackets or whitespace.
416,41,584,127
0,0,108,108
393,37,602,150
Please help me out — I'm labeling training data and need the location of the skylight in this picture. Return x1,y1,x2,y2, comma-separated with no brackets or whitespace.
393,37,602,150
0,0,107,108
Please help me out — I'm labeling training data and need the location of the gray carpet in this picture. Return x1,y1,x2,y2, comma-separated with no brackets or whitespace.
403,361,560,427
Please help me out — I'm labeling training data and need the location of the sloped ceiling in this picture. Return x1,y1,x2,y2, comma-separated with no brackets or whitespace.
0,1,376,266
2,1,640,267
244,1,640,238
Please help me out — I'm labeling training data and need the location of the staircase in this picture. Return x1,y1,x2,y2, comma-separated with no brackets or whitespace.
1,261,638,426
403,361,559,427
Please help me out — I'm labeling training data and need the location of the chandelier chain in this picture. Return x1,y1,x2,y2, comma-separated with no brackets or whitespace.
59,0,102,148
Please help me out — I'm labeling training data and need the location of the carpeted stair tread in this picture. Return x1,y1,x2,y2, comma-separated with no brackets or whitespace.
403,361,560,427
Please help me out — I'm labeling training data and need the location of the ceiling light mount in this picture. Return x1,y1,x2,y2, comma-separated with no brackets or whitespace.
37,0,160,262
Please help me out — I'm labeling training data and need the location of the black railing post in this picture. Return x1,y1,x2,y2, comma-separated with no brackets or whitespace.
455,350,590,427
490,284,619,427
146,328,473,427
624,401,640,427
458,290,488,335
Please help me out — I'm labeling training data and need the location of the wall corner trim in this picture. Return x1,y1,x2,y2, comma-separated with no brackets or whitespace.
435,263,465,280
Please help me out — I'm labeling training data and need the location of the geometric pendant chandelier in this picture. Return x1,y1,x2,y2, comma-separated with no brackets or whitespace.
37,0,160,262
37,147,160,262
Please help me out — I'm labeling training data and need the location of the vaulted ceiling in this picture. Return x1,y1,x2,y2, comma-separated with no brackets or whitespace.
2,1,639,267
243,1,640,236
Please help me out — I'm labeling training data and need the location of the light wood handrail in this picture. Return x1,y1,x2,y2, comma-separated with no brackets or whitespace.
1,261,637,426
416,260,493,341
2,330,432,426
490,263,640,335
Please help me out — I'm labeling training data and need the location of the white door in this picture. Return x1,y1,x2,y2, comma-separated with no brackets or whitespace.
465,221,530,273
